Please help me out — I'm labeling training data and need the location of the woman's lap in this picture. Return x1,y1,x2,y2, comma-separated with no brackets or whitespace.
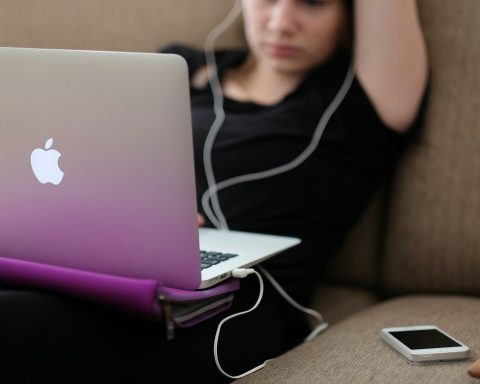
0,277,309,383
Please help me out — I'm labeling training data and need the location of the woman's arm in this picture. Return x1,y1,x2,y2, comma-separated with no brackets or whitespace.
354,0,429,132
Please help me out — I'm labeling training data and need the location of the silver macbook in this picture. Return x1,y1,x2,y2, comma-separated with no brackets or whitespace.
0,47,300,290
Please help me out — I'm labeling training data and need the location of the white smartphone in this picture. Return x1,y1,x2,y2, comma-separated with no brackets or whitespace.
380,325,470,364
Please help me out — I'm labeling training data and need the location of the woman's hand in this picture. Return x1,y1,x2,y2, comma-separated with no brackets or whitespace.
468,358,480,379
197,213,206,227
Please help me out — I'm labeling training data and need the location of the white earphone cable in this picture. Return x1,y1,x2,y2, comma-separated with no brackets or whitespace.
202,61,355,227
202,0,243,230
201,0,354,379
213,269,273,379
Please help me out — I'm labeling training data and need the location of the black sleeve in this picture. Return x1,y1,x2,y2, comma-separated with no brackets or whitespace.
336,74,430,161
158,44,206,81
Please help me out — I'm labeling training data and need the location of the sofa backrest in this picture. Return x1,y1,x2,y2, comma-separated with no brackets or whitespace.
0,0,244,52
381,0,480,296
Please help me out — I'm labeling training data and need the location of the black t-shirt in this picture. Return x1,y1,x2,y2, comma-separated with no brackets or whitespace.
161,44,427,303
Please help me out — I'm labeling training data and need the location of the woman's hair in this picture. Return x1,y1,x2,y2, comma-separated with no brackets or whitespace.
345,0,353,14
342,0,354,54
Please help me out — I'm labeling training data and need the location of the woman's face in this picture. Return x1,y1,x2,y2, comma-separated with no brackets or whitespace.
242,0,348,76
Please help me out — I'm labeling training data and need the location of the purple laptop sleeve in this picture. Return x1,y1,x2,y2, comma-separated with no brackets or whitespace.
0,256,240,323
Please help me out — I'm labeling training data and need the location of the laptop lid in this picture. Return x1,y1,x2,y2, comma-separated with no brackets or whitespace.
0,47,203,290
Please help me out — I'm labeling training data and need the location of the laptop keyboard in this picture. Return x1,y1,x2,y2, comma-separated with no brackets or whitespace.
200,250,239,270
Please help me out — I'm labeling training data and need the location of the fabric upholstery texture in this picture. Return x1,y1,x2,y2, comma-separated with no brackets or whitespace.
0,0,245,52
382,0,480,295
236,296,480,384
308,284,378,327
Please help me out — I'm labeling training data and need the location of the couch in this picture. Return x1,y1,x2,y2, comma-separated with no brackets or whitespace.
2,0,479,382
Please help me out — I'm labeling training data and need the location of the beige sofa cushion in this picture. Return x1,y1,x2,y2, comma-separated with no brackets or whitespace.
235,295,480,384
309,284,378,327
0,0,245,51
382,0,480,295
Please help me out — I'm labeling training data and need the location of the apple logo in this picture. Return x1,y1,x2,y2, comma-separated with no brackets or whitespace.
30,138,64,185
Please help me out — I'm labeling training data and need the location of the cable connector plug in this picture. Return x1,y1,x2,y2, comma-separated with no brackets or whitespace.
232,268,255,279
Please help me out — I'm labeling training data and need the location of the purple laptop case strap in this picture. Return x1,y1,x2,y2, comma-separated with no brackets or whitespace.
0,257,241,323
0,256,161,320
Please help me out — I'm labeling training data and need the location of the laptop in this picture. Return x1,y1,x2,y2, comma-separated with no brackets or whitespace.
0,47,300,290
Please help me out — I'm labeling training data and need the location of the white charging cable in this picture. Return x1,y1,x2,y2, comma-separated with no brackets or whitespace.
257,265,329,342
213,268,270,379
202,0,243,230
213,267,329,379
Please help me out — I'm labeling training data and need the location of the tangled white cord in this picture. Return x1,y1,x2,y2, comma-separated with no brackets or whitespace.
201,0,354,379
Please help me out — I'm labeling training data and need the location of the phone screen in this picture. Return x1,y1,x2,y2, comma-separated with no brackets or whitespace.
389,329,461,350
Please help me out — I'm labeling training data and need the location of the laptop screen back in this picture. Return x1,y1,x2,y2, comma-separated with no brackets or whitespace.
0,47,202,290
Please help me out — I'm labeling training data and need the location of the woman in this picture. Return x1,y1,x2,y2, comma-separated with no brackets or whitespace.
0,0,429,383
